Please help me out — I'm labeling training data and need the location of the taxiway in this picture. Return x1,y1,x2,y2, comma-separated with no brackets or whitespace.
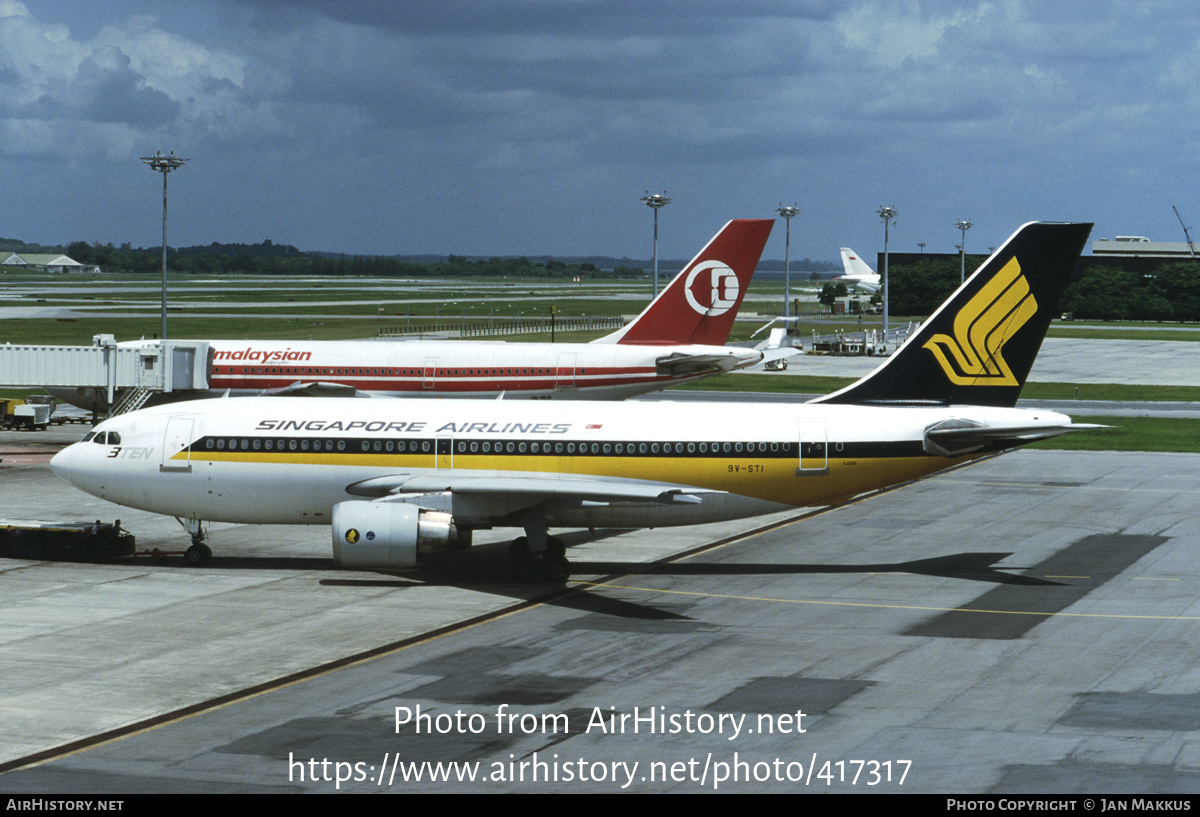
0,443,1198,793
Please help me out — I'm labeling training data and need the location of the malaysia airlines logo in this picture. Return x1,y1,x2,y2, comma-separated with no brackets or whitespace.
684,261,739,317
923,257,1037,386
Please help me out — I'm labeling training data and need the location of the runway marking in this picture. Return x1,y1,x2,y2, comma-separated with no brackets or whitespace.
576,580,1200,622
0,510,822,776
0,581,571,775
940,477,1200,495
0,457,1169,774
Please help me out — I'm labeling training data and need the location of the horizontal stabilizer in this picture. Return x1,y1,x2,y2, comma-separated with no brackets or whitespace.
655,350,761,376
759,346,801,363
260,380,366,398
924,418,1105,458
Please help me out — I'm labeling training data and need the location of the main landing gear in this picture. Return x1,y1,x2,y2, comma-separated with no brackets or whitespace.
176,517,212,567
509,516,571,583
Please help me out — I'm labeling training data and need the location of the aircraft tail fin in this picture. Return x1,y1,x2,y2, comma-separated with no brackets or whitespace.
594,219,773,346
840,247,875,278
816,221,1092,408
837,247,880,293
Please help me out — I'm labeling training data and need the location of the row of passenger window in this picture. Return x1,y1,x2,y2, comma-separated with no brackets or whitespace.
196,436,798,457
220,367,580,377
202,437,432,453
453,440,796,456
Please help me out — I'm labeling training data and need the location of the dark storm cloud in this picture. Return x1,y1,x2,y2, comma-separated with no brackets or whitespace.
229,0,839,37
7,0,1200,257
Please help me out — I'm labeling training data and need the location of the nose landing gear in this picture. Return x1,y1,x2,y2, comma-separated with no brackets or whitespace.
176,517,212,566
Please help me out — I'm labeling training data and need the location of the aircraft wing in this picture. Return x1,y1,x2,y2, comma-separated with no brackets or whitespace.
655,350,762,376
346,473,708,505
924,418,1106,457
259,380,368,398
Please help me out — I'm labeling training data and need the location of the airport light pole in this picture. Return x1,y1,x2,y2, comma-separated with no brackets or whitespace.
955,219,973,283
641,191,671,298
141,151,188,340
878,206,896,339
776,204,801,318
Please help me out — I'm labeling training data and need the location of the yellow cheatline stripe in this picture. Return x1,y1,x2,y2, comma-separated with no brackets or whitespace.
174,450,948,506
571,580,1200,622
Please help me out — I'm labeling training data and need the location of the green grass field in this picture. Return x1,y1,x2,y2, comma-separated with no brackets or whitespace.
1025,417,1200,452
667,375,1200,453
672,373,1200,403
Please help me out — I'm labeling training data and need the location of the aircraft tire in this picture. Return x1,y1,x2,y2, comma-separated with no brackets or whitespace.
546,536,566,559
185,543,212,567
542,555,571,584
510,537,533,581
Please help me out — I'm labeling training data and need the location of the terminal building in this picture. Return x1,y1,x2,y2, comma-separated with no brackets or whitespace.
1091,236,1197,259
0,253,95,273
877,236,1200,278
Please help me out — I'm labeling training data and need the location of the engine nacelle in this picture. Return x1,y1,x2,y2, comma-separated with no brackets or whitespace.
332,501,467,568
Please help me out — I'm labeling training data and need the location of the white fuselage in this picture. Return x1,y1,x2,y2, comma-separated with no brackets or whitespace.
50,396,1072,532
836,274,881,294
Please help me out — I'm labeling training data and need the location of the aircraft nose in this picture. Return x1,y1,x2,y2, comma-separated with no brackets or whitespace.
50,444,86,487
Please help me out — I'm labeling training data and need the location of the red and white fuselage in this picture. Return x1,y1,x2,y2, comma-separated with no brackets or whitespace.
202,337,760,400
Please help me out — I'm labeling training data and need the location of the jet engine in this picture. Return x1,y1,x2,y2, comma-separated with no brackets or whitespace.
332,501,468,568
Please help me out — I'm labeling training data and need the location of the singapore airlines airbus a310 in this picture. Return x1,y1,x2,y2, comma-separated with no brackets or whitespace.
48,222,1094,580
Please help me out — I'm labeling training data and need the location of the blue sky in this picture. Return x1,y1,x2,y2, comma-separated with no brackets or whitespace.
3,1,1199,261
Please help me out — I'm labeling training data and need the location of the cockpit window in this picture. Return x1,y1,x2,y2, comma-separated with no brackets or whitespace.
82,432,96,442
108,432,121,444
91,432,107,444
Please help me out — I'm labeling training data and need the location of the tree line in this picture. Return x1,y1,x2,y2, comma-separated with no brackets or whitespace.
882,257,1200,321
62,240,644,279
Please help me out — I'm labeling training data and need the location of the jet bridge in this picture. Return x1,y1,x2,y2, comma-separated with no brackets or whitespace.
0,335,210,413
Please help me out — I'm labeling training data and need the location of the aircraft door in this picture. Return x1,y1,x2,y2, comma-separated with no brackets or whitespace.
556,353,576,390
796,421,828,476
161,417,195,472
423,359,437,390
436,436,452,469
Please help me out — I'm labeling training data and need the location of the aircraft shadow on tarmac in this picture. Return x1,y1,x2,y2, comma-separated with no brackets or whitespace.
325,539,1063,622
171,548,1058,589
29,529,1062,622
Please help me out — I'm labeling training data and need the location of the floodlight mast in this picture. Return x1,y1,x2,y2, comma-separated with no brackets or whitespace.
955,219,973,283
775,205,800,318
641,191,671,298
141,151,188,340
878,206,896,337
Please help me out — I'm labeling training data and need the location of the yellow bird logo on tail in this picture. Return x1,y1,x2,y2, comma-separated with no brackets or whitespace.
923,258,1037,386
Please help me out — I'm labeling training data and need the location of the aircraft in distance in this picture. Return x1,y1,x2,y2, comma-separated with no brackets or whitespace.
837,248,881,293
52,220,773,412
49,222,1094,578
